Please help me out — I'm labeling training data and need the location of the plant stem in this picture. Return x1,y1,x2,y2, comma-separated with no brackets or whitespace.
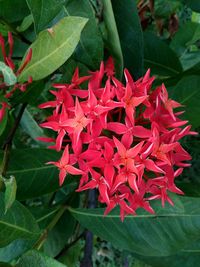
0,103,27,179
55,232,84,260
33,205,67,250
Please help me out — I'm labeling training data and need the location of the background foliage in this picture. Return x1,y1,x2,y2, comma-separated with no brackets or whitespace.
0,0,200,266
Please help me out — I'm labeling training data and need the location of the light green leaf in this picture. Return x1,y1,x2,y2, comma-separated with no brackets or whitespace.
0,193,40,247
0,62,17,86
70,196,200,257
4,175,17,213
17,14,33,32
18,16,88,82
16,250,66,267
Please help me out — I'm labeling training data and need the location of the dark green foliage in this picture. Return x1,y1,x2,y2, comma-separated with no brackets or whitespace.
0,0,200,266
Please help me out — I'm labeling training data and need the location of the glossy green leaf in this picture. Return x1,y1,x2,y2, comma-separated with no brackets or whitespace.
144,32,182,77
4,175,17,213
26,0,65,33
70,196,200,257
18,16,88,82
64,0,104,69
16,250,66,267
102,0,123,79
0,62,17,86
0,193,40,247
0,149,62,200
111,0,143,79
169,75,200,128
0,0,29,22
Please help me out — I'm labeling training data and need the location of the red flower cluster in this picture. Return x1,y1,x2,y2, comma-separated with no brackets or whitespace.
0,32,32,122
39,58,196,220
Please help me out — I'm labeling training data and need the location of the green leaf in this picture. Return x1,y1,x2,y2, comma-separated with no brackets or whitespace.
18,16,88,82
0,239,35,262
170,22,200,56
0,62,17,86
102,0,123,79
0,0,29,22
4,175,17,213
180,51,200,71
185,0,200,12
26,0,66,33
70,196,200,257
20,109,45,143
169,75,200,128
43,210,76,257
63,0,104,69
0,149,62,200
16,250,66,267
133,240,200,267
17,14,33,32
144,32,182,77
0,193,40,247
155,0,181,18
58,242,82,267
111,0,143,79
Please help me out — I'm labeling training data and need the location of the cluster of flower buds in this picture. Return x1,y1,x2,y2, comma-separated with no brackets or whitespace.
39,58,196,220
0,32,32,122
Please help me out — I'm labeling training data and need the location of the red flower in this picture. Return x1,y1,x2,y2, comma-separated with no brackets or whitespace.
47,145,83,185
0,32,32,123
39,58,196,221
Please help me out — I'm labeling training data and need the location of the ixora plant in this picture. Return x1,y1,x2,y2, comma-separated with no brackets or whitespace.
39,58,196,221
1,0,200,266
